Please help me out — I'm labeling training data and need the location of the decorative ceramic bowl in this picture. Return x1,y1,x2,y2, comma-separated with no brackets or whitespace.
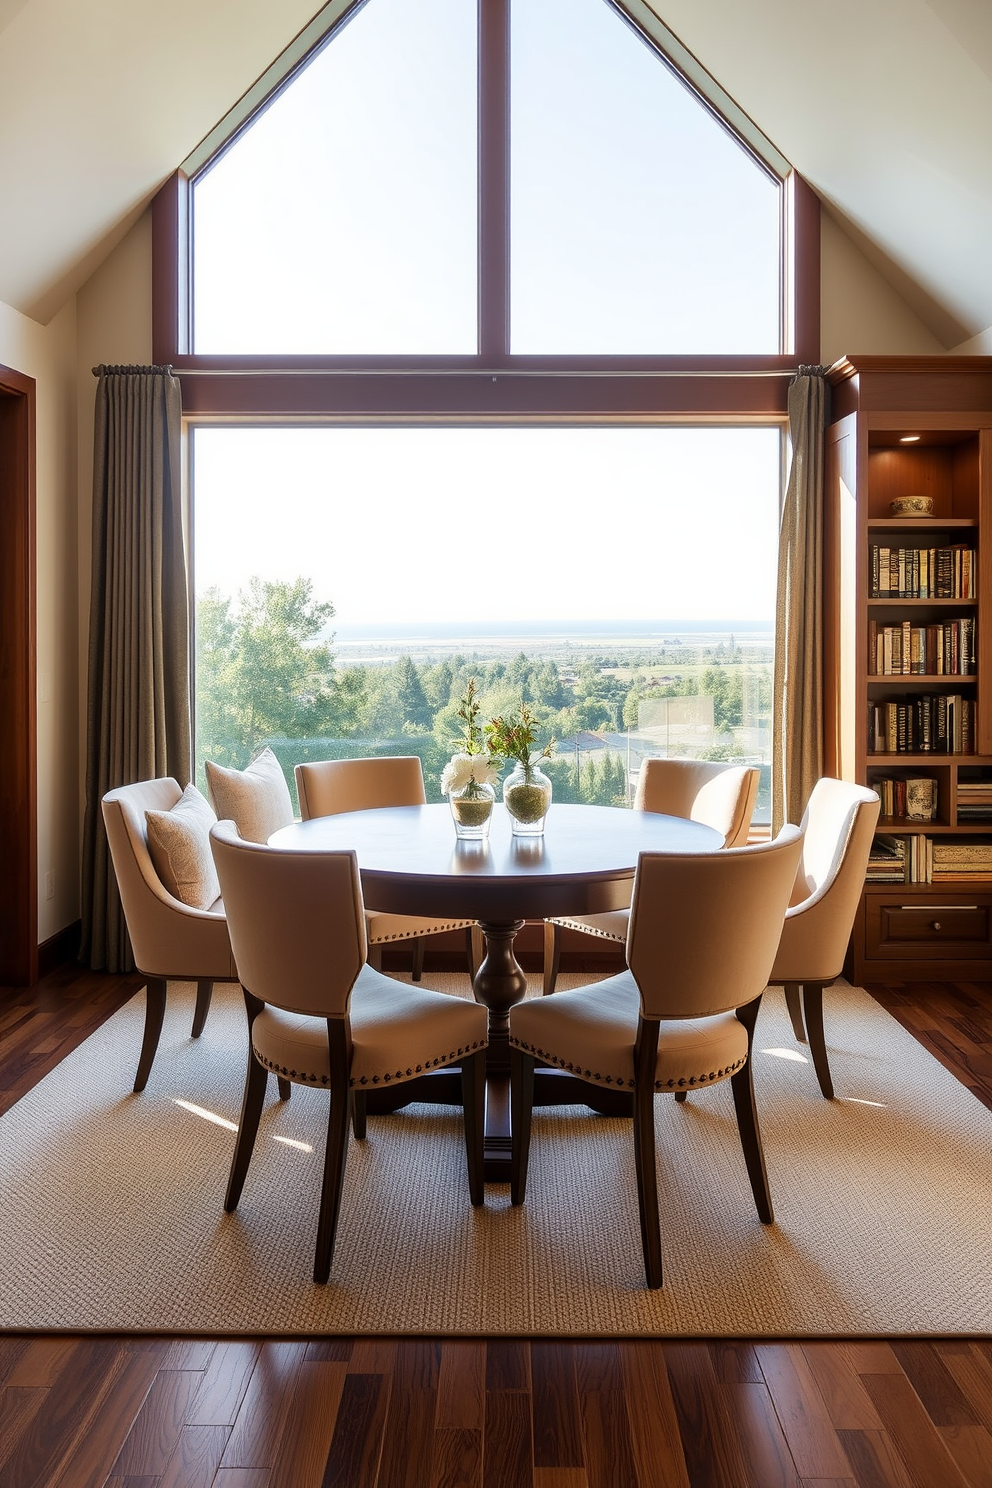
889,495,934,516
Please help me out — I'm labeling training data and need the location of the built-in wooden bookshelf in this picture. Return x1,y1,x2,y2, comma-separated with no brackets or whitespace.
825,355,992,982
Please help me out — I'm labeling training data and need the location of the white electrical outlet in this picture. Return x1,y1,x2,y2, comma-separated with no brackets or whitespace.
44,871,55,900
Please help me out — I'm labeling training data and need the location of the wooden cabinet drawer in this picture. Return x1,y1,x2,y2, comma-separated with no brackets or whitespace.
865,894,992,960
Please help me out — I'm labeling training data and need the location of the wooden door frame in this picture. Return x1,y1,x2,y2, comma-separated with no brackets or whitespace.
0,362,37,987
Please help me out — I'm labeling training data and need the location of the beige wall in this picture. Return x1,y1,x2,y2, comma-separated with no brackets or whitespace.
0,294,78,942
6,198,971,949
819,211,946,364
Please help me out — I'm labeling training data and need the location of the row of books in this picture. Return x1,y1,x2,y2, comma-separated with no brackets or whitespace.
957,779,992,821
870,775,938,821
869,544,975,599
868,695,974,754
868,617,975,676
866,834,992,883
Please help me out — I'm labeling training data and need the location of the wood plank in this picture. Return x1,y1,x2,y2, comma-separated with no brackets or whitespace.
347,1339,398,1376
707,1341,763,1384
889,1342,978,1427
393,1340,441,1394
755,1344,853,1480
799,1343,884,1429
533,1472,588,1488
306,1341,354,1363
531,1342,583,1470
938,1343,992,1434
482,1390,531,1488
376,1388,437,1488
157,1424,230,1488
5,1338,79,1387
723,1382,802,1488
485,1341,529,1394
435,1343,485,1432
834,1428,915,1488
221,1341,309,1471
664,1343,750,1488
213,1472,272,1487
188,1342,262,1427
430,1428,481,1488
939,1424,992,1488
112,1370,203,1475
617,1341,690,1488
323,1373,390,1488
44,1345,165,1488
0,1340,137,1488
267,1361,347,1488
0,1387,47,1481
860,1373,972,1487
843,1343,903,1375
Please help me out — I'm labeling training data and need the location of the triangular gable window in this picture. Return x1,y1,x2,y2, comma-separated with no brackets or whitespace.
188,0,790,359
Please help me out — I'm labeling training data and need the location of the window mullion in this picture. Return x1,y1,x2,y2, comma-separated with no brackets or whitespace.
478,0,510,363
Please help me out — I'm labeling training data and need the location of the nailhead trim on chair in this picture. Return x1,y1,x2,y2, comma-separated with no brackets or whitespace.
547,916,625,943
509,1034,747,1091
369,919,474,943
255,1037,488,1089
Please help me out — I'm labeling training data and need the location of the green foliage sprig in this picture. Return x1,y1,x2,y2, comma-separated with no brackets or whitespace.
453,678,487,757
484,703,554,770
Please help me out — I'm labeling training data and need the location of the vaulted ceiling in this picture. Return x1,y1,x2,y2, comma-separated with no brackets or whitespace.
2,0,990,343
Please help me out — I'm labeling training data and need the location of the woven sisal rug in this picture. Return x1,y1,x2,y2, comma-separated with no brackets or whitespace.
1,975,990,1336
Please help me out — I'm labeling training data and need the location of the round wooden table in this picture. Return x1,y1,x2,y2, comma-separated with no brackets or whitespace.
269,802,722,1178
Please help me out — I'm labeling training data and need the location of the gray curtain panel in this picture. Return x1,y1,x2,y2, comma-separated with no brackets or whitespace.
772,367,828,832
80,365,191,971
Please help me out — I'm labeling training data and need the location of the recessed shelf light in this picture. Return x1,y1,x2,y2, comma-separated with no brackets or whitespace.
899,434,921,443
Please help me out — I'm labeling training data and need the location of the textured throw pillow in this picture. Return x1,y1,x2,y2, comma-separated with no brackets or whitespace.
205,746,294,844
145,783,221,910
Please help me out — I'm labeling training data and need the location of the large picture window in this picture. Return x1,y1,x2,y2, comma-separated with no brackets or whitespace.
192,424,781,820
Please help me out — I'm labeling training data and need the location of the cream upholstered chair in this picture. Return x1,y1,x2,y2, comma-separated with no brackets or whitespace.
768,778,881,1099
210,819,489,1284
102,778,238,1091
543,757,761,995
511,825,804,1288
295,757,483,981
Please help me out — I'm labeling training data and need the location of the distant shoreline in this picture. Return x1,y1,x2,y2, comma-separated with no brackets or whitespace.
333,619,773,642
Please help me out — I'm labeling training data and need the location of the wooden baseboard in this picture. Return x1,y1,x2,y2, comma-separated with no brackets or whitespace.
38,920,82,980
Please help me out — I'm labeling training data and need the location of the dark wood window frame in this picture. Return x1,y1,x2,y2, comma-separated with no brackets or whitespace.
152,0,819,421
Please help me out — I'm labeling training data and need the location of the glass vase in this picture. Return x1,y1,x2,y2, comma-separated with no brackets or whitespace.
503,761,552,835
449,780,496,839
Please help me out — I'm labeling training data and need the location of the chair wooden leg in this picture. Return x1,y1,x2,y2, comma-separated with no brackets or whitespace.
542,921,562,996
225,1049,268,1212
411,936,426,982
732,995,773,1224
277,1077,292,1101
460,1051,486,1206
191,979,214,1039
510,1048,536,1206
674,1090,688,1103
352,1089,367,1140
730,1061,774,1225
368,944,383,971
467,925,484,983
134,977,167,1092
803,984,835,1099
784,982,807,1043
632,1079,663,1289
314,1083,351,1285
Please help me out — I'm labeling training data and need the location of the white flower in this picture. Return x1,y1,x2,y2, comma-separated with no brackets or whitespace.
440,752,501,795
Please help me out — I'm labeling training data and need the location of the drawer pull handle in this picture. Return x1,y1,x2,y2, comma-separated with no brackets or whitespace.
932,921,941,931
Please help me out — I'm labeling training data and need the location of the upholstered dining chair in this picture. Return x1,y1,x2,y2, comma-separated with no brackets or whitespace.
295,757,484,981
510,825,804,1288
102,778,238,1091
542,757,761,995
767,778,881,1100
209,819,489,1284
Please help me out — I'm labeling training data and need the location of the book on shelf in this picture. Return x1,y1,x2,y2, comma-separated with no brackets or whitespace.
865,833,907,882
869,544,975,599
930,841,992,881
957,779,992,821
867,617,975,676
871,775,938,821
868,695,974,754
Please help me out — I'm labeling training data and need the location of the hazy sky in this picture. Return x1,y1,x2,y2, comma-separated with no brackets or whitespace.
193,425,781,627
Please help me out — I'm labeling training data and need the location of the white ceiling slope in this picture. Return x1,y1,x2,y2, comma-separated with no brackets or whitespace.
1,0,990,342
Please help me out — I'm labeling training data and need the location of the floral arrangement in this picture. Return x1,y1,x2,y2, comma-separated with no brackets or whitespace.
484,704,554,773
440,679,502,799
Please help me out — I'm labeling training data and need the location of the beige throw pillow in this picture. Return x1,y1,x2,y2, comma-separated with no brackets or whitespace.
145,783,220,910
205,746,294,844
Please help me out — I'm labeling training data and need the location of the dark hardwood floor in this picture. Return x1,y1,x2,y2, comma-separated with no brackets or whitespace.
1,963,991,1488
